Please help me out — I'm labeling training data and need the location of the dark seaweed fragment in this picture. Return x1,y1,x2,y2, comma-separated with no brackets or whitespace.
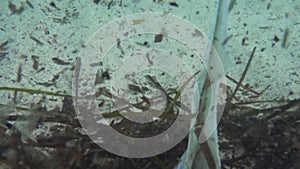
8,1,24,14
26,0,34,9
169,2,179,7
52,57,71,65
93,0,100,4
154,34,163,43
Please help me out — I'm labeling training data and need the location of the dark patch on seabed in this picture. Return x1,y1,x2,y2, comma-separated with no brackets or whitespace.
0,94,299,169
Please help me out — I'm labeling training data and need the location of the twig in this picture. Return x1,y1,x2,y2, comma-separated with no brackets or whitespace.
226,75,271,97
264,98,300,120
227,47,256,104
226,75,259,95
13,64,22,103
248,85,270,98
234,99,291,105
0,86,71,97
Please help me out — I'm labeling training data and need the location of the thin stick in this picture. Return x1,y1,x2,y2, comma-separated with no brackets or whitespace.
226,74,260,95
248,85,271,98
13,64,22,103
234,99,291,105
227,47,256,103
226,75,271,97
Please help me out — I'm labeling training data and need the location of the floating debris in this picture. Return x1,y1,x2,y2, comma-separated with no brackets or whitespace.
169,2,179,7
0,40,9,50
31,55,39,70
8,1,24,14
154,34,163,43
25,0,34,9
132,18,145,25
52,57,72,65
29,35,44,46
281,28,289,48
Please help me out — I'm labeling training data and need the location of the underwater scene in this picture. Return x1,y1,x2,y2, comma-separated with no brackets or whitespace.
0,0,299,168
